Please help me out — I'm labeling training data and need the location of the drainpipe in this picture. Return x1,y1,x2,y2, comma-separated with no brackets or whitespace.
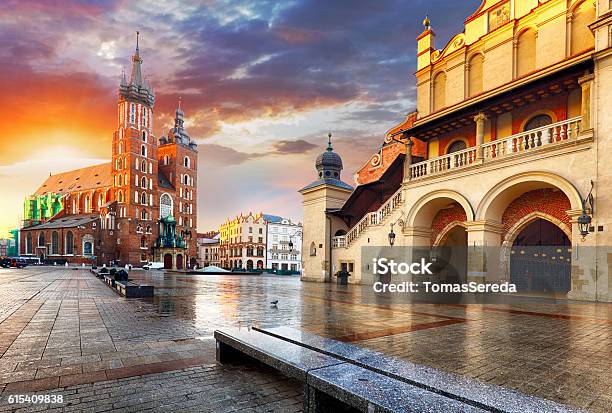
326,213,332,283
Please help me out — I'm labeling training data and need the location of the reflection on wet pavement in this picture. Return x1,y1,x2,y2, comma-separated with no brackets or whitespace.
0,267,610,412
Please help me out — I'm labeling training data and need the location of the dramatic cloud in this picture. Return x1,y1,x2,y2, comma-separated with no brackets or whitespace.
0,0,482,234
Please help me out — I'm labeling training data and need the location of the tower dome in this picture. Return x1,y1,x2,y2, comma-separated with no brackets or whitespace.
315,133,343,179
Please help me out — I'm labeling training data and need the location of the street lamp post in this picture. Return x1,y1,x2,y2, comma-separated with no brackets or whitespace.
578,180,595,241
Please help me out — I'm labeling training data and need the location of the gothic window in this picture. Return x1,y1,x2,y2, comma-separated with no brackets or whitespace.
51,231,59,255
118,190,123,203
141,160,147,172
141,192,147,205
141,209,147,220
433,72,446,112
142,109,147,128
38,232,45,247
25,233,32,254
468,54,484,97
163,155,170,165
141,145,146,157
141,237,147,248
516,29,536,77
141,176,147,188
142,131,147,142
447,140,467,154
184,156,190,168
130,103,136,124
523,114,552,131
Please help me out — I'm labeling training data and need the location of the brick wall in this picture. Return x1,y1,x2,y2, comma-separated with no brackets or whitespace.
431,203,467,244
501,188,571,239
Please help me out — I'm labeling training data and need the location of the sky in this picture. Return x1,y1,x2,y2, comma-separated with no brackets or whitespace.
0,0,482,237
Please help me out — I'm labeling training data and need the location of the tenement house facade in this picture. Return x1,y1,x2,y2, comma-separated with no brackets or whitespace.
266,216,302,272
19,34,199,269
301,0,612,301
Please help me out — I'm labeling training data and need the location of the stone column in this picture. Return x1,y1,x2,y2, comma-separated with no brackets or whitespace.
403,134,414,182
473,112,487,160
578,73,594,132
465,220,503,283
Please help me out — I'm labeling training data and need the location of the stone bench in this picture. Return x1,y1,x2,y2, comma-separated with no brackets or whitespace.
254,326,581,413
103,275,115,287
214,328,487,412
115,280,154,298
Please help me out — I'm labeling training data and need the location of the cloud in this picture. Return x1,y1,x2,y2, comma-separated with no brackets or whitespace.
269,139,317,155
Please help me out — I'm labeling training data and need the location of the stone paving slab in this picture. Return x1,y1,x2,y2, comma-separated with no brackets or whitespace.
0,267,609,412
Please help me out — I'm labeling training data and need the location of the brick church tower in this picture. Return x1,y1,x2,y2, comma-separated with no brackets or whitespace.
112,32,159,265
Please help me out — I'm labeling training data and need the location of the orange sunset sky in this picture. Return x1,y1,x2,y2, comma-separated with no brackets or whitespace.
0,0,478,237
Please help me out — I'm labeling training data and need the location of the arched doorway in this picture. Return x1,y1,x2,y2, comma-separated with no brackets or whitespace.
257,260,264,269
246,260,253,270
163,254,173,269
510,218,571,294
433,224,468,283
176,254,183,270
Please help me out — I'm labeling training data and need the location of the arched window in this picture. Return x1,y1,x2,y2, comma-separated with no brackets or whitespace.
160,193,173,219
141,176,147,188
141,145,146,157
433,72,446,112
163,155,170,165
141,236,147,248
65,231,74,255
118,190,123,203
468,54,483,97
309,242,317,257
25,233,32,254
184,156,190,168
141,192,147,205
51,231,59,255
141,160,147,172
570,1,595,55
516,29,536,77
142,131,147,142
38,232,45,247
523,114,552,131
447,140,467,154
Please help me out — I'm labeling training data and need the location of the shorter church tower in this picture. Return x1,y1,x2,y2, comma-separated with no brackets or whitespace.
299,134,352,282
156,100,199,268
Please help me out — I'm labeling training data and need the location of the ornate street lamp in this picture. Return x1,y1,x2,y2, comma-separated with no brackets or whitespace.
288,229,302,252
578,180,595,241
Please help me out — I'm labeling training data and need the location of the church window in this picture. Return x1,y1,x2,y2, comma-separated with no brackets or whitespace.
65,232,74,255
141,192,147,205
141,160,147,172
468,54,484,97
523,114,552,131
433,72,446,112
130,103,136,124
184,156,190,168
447,140,467,154
142,131,147,142
38,232,45,247
142,109,147,128
141,176,147,188
51,231,59,255
141,145,146,157
160,193,172,219
516,29,536,77
25,233,32,254
570,1,595,55
163,155,170,165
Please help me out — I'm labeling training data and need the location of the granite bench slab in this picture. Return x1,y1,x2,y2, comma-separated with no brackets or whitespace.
115,281,154,298
215,328,487,413
214,328,343,381
256,326,583,413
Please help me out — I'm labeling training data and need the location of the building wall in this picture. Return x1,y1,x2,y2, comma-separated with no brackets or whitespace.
266,219,302,272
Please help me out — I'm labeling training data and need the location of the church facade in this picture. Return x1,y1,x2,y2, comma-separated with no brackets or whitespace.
301,0,612,301
20,34,198,269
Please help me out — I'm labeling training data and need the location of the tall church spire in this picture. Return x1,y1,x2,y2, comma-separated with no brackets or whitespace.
130,31,143,86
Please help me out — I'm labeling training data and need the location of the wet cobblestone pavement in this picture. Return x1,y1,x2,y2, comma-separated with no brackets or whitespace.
0,267,610,412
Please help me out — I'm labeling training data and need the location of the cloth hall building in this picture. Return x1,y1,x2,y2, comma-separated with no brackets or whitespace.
19,35,199,269
300,0,612,301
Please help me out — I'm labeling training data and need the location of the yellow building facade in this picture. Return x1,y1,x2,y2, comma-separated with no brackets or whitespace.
301,0,612,302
